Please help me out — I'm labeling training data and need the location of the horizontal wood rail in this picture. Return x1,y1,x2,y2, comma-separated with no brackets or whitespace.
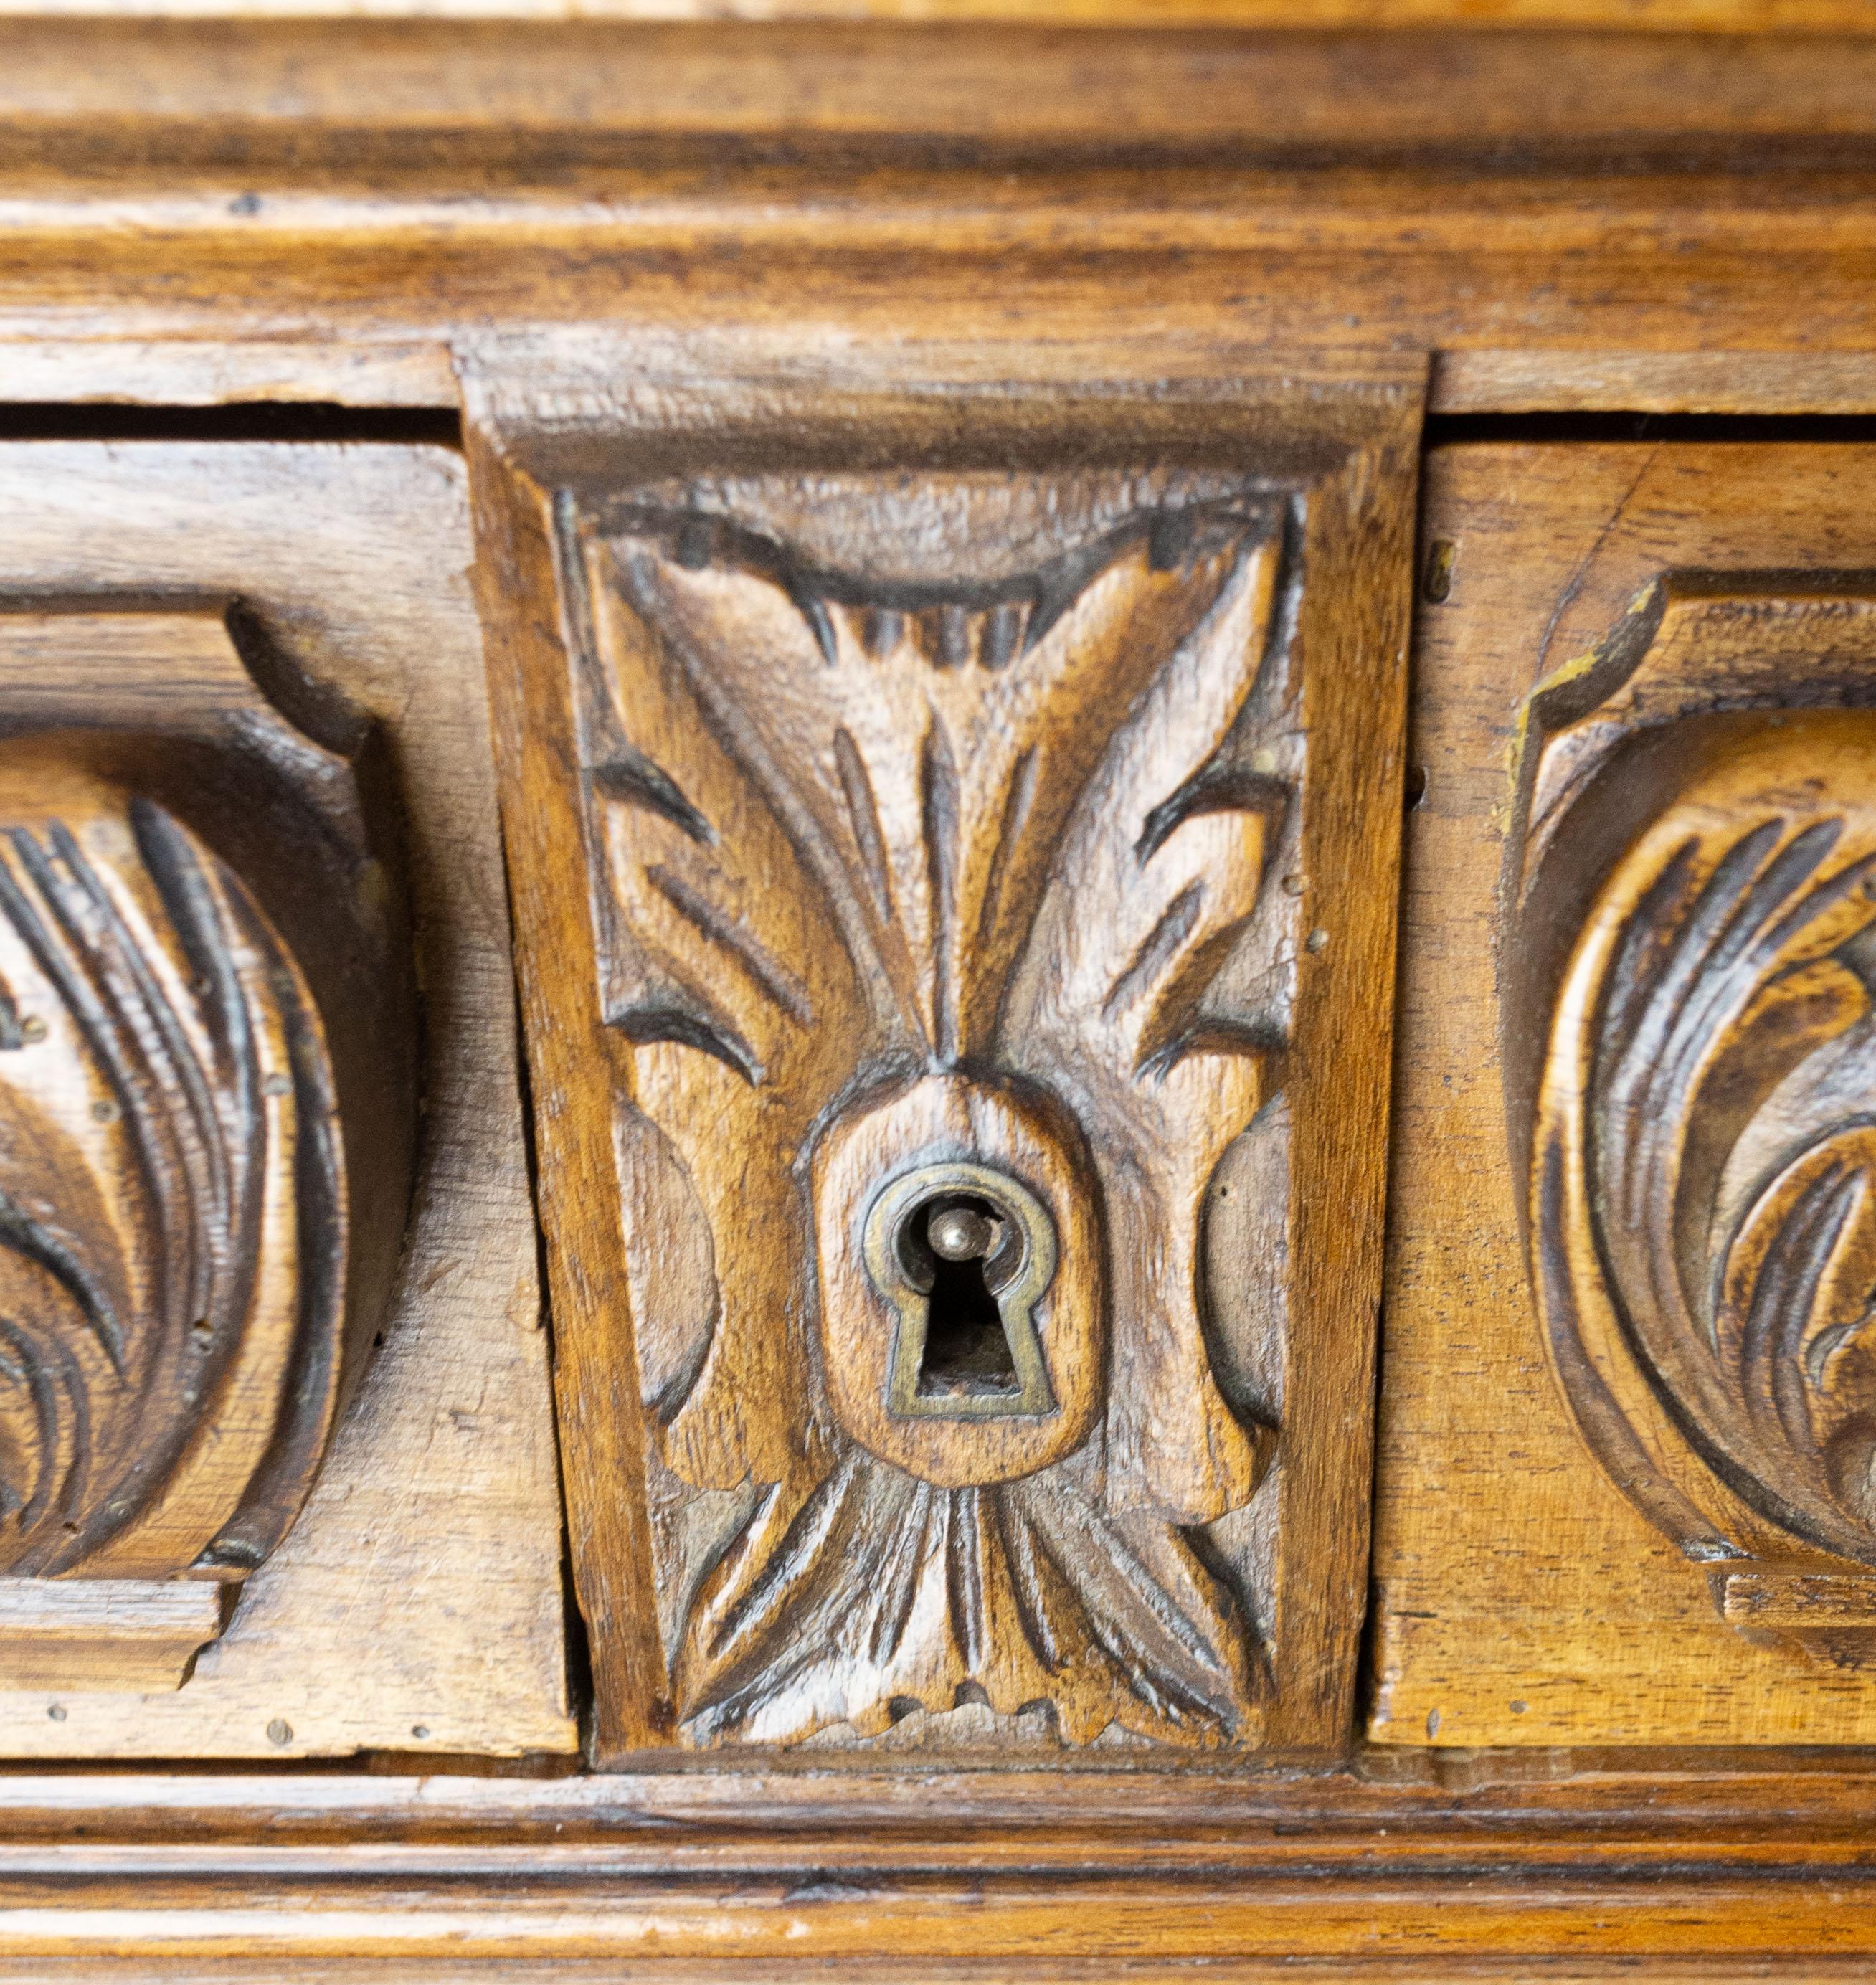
0,1760,1849,1961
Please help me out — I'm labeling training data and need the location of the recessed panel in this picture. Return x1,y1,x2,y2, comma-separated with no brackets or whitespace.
1373,442,1876,1747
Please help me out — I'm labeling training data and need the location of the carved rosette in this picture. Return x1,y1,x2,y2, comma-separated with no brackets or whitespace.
0,605,415,1691
562,486,1299,1745
1519,581,1876,1658
0,756,347,1586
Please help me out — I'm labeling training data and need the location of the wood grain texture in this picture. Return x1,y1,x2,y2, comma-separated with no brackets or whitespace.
0,610,419,1687
0,12,1874,1969
0,1969,1864,1985
1510,592,1876,1661
11,23,1876,148
0,444,571,1756
0,1578,228,1690
0,1760,1862,1966
467,345,1419,1760
0,341,455,410
2,0,1868,24
0,1969,1850,1985
5,28,1876,386
1373,442,1876,1748
1433,351,1876,415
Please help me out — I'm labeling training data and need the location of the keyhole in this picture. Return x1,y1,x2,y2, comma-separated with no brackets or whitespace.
908,1198,1018,1399
865,1158,1058,1427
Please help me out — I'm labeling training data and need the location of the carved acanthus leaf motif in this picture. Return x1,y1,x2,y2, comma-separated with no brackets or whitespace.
1534,714,1876,1571
676,1450,1253,1747
564,493,1296,1745
0,758,346,1583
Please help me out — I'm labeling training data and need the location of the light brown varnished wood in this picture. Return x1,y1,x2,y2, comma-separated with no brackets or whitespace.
11,22,1876,152
7,26,1876,387
0,1580,229,1691
1373,442,1876,1749
1512,594,1876,1658
1432,351,1876,415
467,344,1419,1760
0,341,456,411
6,0,1870,24
0,443,572,1758
0,611,410,1689
0,1758,1864,1966
3,9,1876,1969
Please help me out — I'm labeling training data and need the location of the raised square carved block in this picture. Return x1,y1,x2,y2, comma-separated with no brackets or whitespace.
466,344,1421,1759
0,606,414,1690
1371,440,1876,1751
1515,583,1876,1659
0,439,571,1761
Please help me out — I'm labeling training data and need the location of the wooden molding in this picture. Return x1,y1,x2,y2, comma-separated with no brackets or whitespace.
2,27,1876,381
465,346,1420,1761
0,1578,230,1691
0,606,414,1687
9,23,1876,151
1512,578,1876,1660
0,1,1865,27
1431,351,1876,416
0,1758,1863,1966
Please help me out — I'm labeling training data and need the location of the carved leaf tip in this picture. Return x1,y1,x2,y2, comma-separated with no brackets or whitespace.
1134,765,1291,869
614,1004,764,1086
589,752,715,847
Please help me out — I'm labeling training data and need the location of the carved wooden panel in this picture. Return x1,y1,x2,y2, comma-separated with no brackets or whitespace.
0,608,414,1689
465,346,1421,1759
1514,585,1876,1663
0,441,572,1758
1371,442,1876,1750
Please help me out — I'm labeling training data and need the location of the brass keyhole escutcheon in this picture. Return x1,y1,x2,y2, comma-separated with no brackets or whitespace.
815,1073,1102,1483
863,1161,1058,1423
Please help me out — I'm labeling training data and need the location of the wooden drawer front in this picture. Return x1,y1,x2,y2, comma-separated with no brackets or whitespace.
1374,441,1876,1748
465,349,1421,1760
0,442,570,1761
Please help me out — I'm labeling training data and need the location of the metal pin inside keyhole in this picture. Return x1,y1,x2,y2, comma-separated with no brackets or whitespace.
904,1196,1019,1398
863,1160,1058,1423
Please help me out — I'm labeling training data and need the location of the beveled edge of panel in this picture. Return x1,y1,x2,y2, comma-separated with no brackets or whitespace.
0,339,456,410
1433,350,1876,414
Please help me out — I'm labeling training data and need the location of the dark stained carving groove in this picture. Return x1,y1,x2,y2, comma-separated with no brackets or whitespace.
645,863,815,1030
833,726,894,927
589,753,714,847
919,714,961,1063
